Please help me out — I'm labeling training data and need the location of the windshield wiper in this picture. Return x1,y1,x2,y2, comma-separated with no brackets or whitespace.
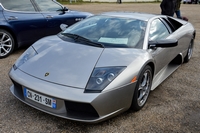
61,33,104,48
61,33,77,39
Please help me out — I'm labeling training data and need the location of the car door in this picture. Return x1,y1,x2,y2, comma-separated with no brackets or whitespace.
148,18,175,74
1,0,47,47
34,0,78,36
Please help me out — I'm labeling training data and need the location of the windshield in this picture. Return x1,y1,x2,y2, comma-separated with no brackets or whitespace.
62,15,147,48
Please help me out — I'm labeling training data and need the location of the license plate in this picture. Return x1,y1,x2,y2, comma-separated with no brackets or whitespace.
24,88,56,109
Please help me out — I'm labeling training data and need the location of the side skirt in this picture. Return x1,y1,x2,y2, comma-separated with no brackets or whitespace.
151,63,181,91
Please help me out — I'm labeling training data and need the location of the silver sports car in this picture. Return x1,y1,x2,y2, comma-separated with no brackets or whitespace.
9,12,195,123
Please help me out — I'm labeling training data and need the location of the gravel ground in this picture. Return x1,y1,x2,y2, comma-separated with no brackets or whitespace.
0,3,200,133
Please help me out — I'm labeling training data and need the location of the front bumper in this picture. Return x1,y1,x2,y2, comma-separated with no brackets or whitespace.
9,68,136,123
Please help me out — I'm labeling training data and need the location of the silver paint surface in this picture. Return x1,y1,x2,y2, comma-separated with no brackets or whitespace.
9,12,195,123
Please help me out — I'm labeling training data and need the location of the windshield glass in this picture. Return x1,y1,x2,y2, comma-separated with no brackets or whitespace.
62,15,147,48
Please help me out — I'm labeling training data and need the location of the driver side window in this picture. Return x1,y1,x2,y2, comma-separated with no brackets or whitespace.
149,19,170,41
34,0,63,12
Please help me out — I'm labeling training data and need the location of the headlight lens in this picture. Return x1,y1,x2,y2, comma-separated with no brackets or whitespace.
14,46,37,69
85,67,126,93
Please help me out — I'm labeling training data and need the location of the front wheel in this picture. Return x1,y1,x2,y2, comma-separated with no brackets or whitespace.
0,29,15,59
131,65,153,111
184,40,193,63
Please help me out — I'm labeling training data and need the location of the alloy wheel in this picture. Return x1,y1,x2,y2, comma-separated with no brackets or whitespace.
0,30,14,58
137,69,151,107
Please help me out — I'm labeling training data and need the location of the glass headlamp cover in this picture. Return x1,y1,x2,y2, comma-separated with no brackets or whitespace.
13,46,37,70
85,66,125,93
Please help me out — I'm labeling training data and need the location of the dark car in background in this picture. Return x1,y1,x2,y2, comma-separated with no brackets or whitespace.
0,0,92,58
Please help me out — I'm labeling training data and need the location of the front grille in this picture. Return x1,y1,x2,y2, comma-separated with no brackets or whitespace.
65,101,99,120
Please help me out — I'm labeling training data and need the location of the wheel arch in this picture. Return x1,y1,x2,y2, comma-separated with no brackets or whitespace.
145,62,155,78
0,26,18,48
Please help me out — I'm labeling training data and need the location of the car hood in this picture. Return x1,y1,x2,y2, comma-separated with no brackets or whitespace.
19,36,103,89
19,35,148,89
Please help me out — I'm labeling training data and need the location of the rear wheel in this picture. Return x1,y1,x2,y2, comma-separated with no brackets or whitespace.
131,65,152,111
0,29,15,59
184,40,193,63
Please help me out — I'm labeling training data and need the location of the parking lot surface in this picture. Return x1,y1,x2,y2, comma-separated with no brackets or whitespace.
0,3,200,133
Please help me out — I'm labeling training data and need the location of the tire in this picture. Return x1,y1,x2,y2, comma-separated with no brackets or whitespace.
0,29,15,59
184,40,193,63
131,65,153,111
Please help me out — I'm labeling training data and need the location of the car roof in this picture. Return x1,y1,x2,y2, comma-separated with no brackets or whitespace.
100,12,157,21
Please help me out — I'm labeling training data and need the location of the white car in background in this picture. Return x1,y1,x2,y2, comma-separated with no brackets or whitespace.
183,0,199,4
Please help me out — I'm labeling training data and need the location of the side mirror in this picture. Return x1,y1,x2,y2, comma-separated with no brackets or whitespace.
149,39,178,49
63,6,68,12
57,7,68,13
60,24,68,31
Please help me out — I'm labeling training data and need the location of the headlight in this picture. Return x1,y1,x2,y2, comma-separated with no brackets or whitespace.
13,46,37,70
85,67,126,93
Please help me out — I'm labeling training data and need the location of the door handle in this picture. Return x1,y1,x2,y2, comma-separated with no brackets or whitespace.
8,16,18,20
46,15,53,19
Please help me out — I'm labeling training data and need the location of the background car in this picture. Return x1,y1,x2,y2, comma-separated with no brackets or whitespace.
9,12,195,123
0,0,92,58
183,0,199,4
